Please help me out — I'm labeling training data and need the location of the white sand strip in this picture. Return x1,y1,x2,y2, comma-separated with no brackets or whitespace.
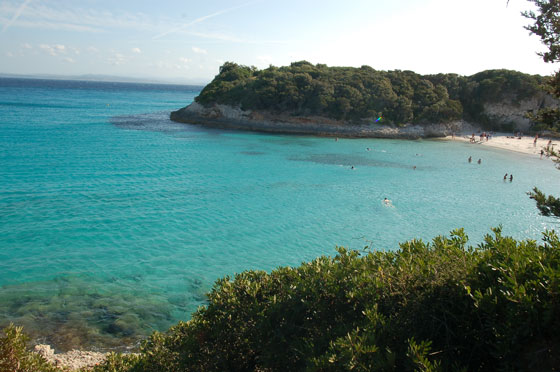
444,132,559,158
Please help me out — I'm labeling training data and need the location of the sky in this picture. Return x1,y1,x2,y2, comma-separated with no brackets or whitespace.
0,0,557,84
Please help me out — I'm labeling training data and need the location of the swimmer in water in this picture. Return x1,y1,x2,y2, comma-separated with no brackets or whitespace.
383,197,392,206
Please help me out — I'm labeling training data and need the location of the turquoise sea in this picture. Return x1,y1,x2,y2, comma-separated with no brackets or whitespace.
0,78,558,351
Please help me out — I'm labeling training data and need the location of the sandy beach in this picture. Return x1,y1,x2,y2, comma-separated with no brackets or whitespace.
445,132,559,158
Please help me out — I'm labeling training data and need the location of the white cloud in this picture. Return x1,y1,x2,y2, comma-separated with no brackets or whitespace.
5,51,14,57
63,57,75,63
192,46,207,54
108,53,126,65
39,44,66,56
177,57,190,70
131,47,141,54
21,42,32,49
87,46,99,53
0,1,158,34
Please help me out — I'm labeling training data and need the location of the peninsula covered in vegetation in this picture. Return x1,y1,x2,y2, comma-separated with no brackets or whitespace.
171,61,557,137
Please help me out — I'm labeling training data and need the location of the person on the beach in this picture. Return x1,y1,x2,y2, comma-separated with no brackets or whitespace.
468,156,472,163
534,134,538,146
504,173,508,181
470,133,475,143
541,149,544,159
510,174,513,182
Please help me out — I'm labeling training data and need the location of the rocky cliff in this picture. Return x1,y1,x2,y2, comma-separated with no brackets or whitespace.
481,92,559,132
170,102,474,139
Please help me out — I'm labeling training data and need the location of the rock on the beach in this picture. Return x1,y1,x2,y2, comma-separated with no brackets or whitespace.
34,344,107,371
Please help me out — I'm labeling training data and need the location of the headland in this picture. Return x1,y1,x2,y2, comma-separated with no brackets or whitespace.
170,62,558,144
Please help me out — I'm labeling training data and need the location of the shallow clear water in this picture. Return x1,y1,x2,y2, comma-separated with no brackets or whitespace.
0,78,558,351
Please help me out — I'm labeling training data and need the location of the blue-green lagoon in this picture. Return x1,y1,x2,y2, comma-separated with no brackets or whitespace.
0,78,558,350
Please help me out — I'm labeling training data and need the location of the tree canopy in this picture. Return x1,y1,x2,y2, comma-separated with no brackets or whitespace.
195,62,544,129
523,0,560,133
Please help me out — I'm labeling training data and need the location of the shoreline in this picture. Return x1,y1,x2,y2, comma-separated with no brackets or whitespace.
442,131,559,158
170,102,468,139
171,103,560,159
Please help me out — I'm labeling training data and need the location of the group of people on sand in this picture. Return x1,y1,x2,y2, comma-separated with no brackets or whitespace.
470,132,492,143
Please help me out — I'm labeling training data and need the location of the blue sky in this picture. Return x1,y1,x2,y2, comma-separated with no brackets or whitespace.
0,0,557,83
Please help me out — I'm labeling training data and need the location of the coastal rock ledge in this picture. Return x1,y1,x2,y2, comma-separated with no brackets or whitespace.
170,102,470,139
34,344,107,370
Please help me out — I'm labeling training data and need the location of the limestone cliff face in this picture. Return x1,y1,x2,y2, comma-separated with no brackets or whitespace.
481,93,559,131
170,102,473,139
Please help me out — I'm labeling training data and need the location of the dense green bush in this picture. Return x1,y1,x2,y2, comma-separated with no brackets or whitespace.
0,324,61,372
89,227,559,372
195,62,544,129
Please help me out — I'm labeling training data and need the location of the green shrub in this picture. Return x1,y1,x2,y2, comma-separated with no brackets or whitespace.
7,228,559,371
0,324,60,372
90,227,559,371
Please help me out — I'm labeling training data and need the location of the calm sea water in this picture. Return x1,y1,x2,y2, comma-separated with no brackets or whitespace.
0,77,558,351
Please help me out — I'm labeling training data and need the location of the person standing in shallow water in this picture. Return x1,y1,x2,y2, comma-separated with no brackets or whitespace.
477,159,481,164
510,174,513,182
468,156,472,163
504,173,508,181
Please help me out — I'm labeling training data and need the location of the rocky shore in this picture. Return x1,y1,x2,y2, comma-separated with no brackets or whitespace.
170,102,474,139
34,344,107,370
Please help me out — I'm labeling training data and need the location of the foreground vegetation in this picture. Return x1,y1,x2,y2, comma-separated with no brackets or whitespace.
3,228,559,371
195,61,544,130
